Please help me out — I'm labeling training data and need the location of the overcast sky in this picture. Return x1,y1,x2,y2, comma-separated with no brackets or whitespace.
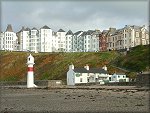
1,0,149,32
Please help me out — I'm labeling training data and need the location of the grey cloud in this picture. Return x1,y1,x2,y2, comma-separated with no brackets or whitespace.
1,0,149,32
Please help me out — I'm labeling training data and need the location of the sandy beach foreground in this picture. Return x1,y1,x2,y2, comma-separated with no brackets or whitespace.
1,86,149,113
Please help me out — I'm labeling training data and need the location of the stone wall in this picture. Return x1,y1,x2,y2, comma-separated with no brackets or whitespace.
0,80,62,87
105,82,136,86
75,82,98,86
75,81,137,86
136,72,150,87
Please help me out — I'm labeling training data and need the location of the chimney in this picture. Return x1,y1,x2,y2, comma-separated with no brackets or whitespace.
84,64,89,70
69,64,74,70
102,65,107,71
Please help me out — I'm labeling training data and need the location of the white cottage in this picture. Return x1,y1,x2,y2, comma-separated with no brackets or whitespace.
67,64,109,85
111,73,129,82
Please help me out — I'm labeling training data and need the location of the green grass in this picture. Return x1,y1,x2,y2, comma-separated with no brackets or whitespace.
1,51,119,81
2,45,148,82
114,45,150,72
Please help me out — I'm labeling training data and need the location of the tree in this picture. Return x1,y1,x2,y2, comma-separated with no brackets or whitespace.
127,72,137,82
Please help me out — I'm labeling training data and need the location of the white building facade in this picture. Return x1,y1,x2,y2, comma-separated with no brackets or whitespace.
39,25,53,52
67,64,109,85
72,30,100,52
72,31,83,52
111,73,129,82
67,64,130,85
30,28,39,52
2,24,18,51
0,32,4,50
65,30,73,52
52,32,58,52
1,24,148,52
17,27,30,51
56,29,66,52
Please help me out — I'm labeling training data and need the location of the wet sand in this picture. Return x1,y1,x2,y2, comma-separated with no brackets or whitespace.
1,87,149,113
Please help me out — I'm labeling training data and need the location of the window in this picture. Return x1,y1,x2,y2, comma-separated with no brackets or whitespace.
115,36,117,40
118,75,120,78
125,40,127,44
142,33,145,38
75,73,80,77
87,78,89,82
146,34,149,39
136,32,139,37
80,78,82,82
109,77,111,81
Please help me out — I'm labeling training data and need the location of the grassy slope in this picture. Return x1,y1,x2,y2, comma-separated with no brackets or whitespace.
114,45,150,72
0,51,123,81
1,45,149,81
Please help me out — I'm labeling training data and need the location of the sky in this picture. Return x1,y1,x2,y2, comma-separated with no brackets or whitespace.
1,0,149,32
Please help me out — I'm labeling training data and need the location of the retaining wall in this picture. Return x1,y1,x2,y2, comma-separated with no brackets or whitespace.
0,80,62,87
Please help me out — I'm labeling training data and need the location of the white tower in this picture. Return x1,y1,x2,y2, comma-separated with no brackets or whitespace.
26,54,37,88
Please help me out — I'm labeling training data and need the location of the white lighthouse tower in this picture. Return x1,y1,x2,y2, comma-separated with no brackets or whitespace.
26,54,37,88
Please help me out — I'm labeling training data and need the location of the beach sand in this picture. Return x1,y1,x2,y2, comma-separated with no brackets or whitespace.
1,86,149,113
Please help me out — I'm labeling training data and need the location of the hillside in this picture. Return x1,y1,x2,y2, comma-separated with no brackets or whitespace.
0,51,123,81
1,45,149,82
114,45,150,72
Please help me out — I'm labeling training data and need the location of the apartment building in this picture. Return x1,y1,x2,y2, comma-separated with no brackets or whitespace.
72,30,100,52
130,25,149,46
106,25,149,51
66,30,73,52
91,30,101,52
17,27,30,51
1,24,18,51
0,32,4,50
1,24,148,52
30,28,39,52
52,31,58,52
72,31,83,52
99,30,108,51
39,25,53,52
56,29,66,52
106,28,116,50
